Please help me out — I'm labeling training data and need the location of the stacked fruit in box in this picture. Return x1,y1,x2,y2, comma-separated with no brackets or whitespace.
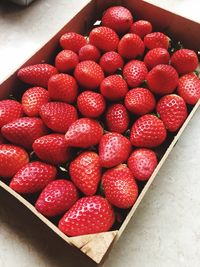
0,6,200,237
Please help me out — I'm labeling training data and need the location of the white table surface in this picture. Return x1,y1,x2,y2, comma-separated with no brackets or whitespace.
0,1,200,267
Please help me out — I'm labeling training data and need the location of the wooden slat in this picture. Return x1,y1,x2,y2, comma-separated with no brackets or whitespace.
70,231,118,264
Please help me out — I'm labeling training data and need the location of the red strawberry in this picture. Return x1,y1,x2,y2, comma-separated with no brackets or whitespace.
58,196,115,236
106,104,129,133
146,64,179,95
99,132,131,168
59,32,87,53
1,117,47,150
48,73,78,103
130,20,152,39
101,6,133,34
35,179,78,217
55,50,79,73
130,114,167,147
39,102,78,133
10,161,57,194
22,87,50,117
0,100,23,128
118,33,145,59
77,91,106,118
128,148,157,181
177,73,200,105
65,118,103,148
78,44,100,62
17,64,58,88
89,26,119,52
33,134,71,165
99,51,124,74
156,94,188,132
69,152,101,196
144,48,170,70
144,32,169,50
125,87,156,116
74,60,104,89
171,49,199,75
123,60,148,87
102,165,138,209
100,75,128,101
0,144,29,178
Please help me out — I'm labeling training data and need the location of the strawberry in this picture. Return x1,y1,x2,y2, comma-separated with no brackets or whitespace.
74,60,104,89
59,32,87,53
22,87,50,117
123,60,148,87
65,118,103,148
99,132,131,168
130,20,152,39
130,114,167,147
48,73,78,103
77,91,106,118
105,104,129,133
0,144,29,178
78,44,100,62
144,32,169,50
101,6,133,34
128,148,157,181
10,161,57,194
125,87,156,116
100,75,128,101
1,117,47,150
0,100,23,128
89,26,119,52
55,50,79,73
69,151,101,196
35,179,78,217
156,94,188,132
17,64,58,88
144,48,170,70
177,73,200,105
171,49,199,75
118,33,145,59
58,196,115,236
146,64,179,95
33,134,71,165
102,165,138,209
39,102,78,133
99,51,124,74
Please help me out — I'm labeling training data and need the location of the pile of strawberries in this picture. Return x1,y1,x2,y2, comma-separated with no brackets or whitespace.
0,6,200,237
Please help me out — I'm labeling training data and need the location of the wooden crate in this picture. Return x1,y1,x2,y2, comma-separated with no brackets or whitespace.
0,0,199,265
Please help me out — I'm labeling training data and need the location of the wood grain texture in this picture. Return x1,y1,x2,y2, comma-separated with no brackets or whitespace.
70,231,118,264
